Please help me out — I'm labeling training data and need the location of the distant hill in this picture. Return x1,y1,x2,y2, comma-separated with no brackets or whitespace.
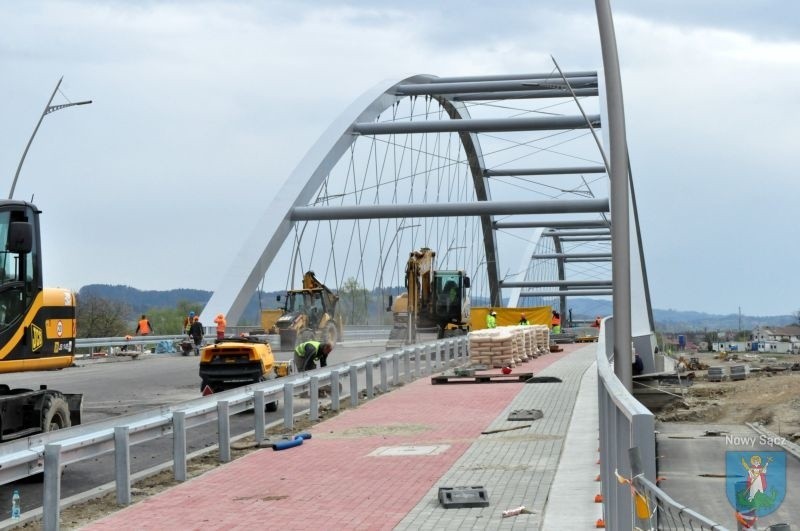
567,298,796,332
79,286,796,331
78,284,284,324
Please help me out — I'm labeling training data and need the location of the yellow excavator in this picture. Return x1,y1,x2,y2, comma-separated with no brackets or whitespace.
270,271,343,351
387,247,470,345
0,201,82,441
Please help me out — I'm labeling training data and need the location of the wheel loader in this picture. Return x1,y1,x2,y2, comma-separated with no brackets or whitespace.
270,271,343,351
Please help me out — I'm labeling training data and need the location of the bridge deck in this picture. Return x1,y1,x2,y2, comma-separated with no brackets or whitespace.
81,344,601,530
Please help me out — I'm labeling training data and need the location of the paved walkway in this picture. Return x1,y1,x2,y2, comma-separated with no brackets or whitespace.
81,344,599,530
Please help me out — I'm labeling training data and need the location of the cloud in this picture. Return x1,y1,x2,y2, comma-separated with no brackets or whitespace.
0,1,797,316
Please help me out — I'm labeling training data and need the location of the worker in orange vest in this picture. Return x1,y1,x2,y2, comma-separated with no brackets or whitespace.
213,313,227,340
551,310,561,334
136,314,153,336
591,316,601,328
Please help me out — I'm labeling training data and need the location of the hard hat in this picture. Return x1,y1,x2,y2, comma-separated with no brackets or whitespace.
491,311,497,316
189,311,195,317
193,316,199,321
520,313,526,318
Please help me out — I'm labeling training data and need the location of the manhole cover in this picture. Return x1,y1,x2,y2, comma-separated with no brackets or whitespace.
368,444,450,457
508,409,544,421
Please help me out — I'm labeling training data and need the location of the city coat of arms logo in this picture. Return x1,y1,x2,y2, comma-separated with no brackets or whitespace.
725,451,786,517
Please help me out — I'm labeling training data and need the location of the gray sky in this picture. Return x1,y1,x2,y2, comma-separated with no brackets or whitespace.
1,1,798,316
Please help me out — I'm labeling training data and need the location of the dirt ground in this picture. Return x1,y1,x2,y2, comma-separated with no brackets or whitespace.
656,352,800,439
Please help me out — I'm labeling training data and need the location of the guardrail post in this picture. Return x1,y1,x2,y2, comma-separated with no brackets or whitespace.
217,400,231,463
309,376,319,421
283,383,294,430
331,370,340,411
349,365,359,408
254,390,266,446
366,361,374,398
42,443,62,531
414,346,421,378
435,342,443,370
173,411,187,482
393,353,400,385
380,357,388,392
114,426,131,505
425,345,432,375
403,350,411,382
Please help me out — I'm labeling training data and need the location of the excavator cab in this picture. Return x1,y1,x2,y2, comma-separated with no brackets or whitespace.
433,271,470,337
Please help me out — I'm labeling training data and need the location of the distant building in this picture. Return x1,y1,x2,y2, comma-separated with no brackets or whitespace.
748,325,800,353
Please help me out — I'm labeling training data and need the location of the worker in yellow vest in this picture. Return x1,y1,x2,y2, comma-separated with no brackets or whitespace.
551,310,561,334
486,310,497,329
294,340,333,372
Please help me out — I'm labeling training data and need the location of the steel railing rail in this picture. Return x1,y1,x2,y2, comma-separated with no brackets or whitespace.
73,326,394,355
1,336,468,530
596,318,728,530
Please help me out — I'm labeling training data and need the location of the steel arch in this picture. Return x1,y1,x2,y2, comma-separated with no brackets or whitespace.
200,75,500,324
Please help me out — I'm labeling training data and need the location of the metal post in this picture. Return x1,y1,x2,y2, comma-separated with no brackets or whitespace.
309,376,320,421
254,390,266,446
331,370,340,411
173,411,187,482
42,444,62,531
283,383,294,429
349,365,359,407
114,426,131,505
10,77,92,200
393,353,400,385
380,357,388,392
414,346,421,378
366,361,374,398
217,400,231,463
403,350,411,382
425,345,432,375
596,0,632,390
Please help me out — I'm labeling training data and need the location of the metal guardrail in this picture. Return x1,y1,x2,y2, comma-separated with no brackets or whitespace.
596,318,728,530
1,336,468,530
74,326,394,355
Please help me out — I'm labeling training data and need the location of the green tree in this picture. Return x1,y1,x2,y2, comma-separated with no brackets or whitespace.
77,294,131,338
338,277,370,325
147,307,187,335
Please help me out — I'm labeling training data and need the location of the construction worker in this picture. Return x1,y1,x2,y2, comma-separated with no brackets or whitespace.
591,316,601,328
213,313,226,340
486,310,497,329
183,311,195,335
135,314,153,336
518,313,529,326
551,310,561,334
189,316,204,356
294,340,333,372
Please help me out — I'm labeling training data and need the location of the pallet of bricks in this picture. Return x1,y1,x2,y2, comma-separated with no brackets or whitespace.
468,328,518,368
532,325,550,357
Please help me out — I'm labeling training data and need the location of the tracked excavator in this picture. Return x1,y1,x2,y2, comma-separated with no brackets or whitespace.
387,247,470,345
271,271,343,351
0,201,82,441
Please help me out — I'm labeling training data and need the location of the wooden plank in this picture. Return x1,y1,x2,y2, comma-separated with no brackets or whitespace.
431,372,534,384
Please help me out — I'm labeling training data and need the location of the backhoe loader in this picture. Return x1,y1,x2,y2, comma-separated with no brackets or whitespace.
270,271,343,350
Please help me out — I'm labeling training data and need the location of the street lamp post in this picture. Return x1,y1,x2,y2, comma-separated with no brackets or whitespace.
9,76,92,200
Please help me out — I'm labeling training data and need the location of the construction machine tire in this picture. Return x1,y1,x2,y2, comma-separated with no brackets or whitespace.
42,395,72,432
325,323,338,345
298,328,315,344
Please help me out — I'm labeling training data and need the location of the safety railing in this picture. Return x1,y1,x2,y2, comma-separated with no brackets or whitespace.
0,337,468,530
596,318,728,530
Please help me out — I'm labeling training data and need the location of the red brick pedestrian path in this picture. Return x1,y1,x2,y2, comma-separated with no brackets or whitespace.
83,345,579,530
